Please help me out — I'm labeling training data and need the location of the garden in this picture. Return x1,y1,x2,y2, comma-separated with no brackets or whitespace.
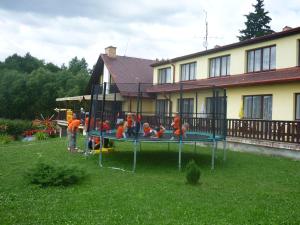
0,136,300,225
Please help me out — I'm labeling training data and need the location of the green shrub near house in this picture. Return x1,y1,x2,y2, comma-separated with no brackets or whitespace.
0,118,33,138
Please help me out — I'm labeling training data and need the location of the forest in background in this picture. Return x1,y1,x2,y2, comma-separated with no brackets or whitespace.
0,53,90,119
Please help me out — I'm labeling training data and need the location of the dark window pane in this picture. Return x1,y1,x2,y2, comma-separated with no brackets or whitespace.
244,96,252,118
210,59,215,77
296,94,300,120
263,96,272,120
263,48,270,70
254,49,261,72
270,46,276,69
221,56,227,76
215,58,221,77
252,96,262,118
247,51,254,72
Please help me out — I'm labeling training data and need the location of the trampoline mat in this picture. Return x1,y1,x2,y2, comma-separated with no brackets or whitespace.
88,130,224,142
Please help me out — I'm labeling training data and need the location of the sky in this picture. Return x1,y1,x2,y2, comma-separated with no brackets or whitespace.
0,0,299,67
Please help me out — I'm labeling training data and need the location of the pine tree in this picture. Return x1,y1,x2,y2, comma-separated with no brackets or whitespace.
238,0,274,41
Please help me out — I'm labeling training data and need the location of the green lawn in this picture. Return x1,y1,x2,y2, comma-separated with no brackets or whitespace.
0,138,300,225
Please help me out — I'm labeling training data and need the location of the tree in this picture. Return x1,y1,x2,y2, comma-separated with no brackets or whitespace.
238,0,274,41
68,57,89,75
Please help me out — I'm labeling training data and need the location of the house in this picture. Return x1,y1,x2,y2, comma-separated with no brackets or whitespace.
57,26,300,148
148,26,300,122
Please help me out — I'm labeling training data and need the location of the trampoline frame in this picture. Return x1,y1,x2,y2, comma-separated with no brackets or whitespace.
86,82,227,172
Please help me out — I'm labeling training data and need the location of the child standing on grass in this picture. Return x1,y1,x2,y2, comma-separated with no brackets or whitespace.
69,114,81,152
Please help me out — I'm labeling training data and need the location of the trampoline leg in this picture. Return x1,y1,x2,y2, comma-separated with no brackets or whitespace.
194,142,196,153
178,141,182,171
84,135,89,156
99,137,103,167
211,140,216,170
168,142,170,151
223,140,227,161
133,141,137,172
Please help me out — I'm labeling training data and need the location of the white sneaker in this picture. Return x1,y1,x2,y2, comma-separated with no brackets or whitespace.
170,137,174,140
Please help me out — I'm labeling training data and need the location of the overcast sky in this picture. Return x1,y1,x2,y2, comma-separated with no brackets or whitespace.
0,0,299,67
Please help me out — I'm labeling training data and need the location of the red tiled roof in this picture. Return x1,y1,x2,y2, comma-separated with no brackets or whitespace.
147,67,300,93
101,54,155,97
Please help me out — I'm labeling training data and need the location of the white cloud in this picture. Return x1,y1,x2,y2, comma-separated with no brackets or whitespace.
0,0,299,67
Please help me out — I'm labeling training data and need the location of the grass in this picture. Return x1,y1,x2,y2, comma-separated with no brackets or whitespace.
0,138,300,225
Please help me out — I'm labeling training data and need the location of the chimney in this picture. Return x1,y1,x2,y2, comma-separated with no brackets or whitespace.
282,26,292,31
105,46,117,58
214,45,221,48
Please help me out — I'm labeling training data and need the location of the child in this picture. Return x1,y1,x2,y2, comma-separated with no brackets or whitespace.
156,124,166,138
102,120,111,148
126,113,134,137
171,112,180,131
116,121,126,139
88,136,100,149
172,123,189,140
69,114,81,152
143,122,152,137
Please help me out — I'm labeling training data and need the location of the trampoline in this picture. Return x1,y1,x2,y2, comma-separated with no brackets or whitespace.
86,82,227,172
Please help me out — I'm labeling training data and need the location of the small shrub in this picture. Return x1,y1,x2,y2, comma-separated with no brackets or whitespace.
0,118,33,138
186,160,201,185
26,162,86,187
0,134,13,144
35,132,48,140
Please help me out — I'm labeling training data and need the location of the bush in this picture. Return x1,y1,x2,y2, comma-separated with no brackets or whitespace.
26,162,86,187
186,160,201,185
0,118,32,138
35,132,48,140
0,134,13,144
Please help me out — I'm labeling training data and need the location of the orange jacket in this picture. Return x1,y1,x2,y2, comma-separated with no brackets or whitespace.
173,116,180,129
116,125,125,139
174,128,185,136
127,116,133,128
69,119,80,132
156,129,164,138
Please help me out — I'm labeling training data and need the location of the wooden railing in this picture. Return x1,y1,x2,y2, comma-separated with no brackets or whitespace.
227,119,300,143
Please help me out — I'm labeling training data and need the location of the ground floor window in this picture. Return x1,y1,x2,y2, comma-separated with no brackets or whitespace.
296,93,300,120
177,98,194,117
243,95,272,120
206,97,226,118
156,99,168,116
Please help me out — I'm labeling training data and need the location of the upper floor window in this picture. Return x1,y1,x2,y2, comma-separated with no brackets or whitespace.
243,95,272,120
209,55,230,77
247,46,276,72
180,62,196,81
296,93,300,120
158,67,171,84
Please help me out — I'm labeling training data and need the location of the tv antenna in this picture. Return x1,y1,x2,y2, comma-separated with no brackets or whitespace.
203,10,208,50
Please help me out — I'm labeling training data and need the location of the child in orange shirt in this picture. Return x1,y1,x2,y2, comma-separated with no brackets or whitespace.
172,123,189,140
126,113,134,137
116,121,126,139
69,114,81,152
143,123,152,137
171,112,180,131
151,124,166,138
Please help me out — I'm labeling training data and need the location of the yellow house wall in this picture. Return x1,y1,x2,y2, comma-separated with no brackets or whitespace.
153,34,300,83
122,98,155,114
227,82,300,120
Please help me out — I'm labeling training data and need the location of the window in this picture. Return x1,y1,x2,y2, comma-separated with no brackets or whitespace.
177,98,194,116
180,62,196,81
209,55,230,77
156,100,168,116
296,93,300,120
247,46,276,72
243,95,272,120
158,67,171,84
206,97,226,118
